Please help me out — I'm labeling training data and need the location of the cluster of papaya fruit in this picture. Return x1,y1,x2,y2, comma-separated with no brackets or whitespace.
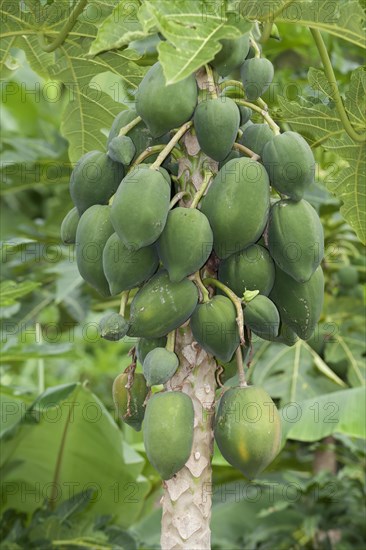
61,29,324,480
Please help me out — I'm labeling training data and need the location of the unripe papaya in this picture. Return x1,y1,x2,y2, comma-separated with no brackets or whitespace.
190,296,240,363
99,312,129,341
268,199,324,283
113,372,148,431
214,386,281,478
76,205,114,296
110,167,170,250
239,123,273,156
136,336,167,364
270,265,324,340
157,207,213,282
218,244,275,297
259,321,298,347
337,265,359,288
128,270,198,338
60,207,80,244
108,135,136,165
240,58,274,101
194,97,240,161
136,62,198,137
143,347,179,386
262,131,315,201
201,158,270,259
103,233,159,295
244,295,280,340
143,391,194,479
211,33,250,77
238,106,252,125
70,151,124,215
219,150,241,170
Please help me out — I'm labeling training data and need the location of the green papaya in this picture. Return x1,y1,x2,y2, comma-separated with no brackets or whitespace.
262,131,315,201
60,207,80,245
218,345,250,384
136,336,167,364
143,391,194,479
76,205,114,296
190,296,240,363
201,158,270,259
143,347,179,386
134,162,171,185
113,372,148,431
260,321,298,347
157,207,213,282
214,386,281,478
108,135,136,165
218,150,241,170
99,312,129,341
269,265,324,340
110,167,170,250
218,244,275,297
268,199,324,283
211,33,250,77
238,106,252,125
240,58,274,101
103,233,159,295
244,295,280,340
194,97,240,161
240,119,254,132
337,265,359,288
70,151,124,215
136,62,198,137
128,270,198,338
239,123,274,156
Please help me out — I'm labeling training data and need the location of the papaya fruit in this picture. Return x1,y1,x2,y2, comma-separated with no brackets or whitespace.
143,391,194,479
217,344,250,384
337,265,359,288
214,385,281,478
269,265,324,340
190,296,240,363
240,58,274,101
201,157,270,259
60,207,80,245
239,123,274,156
136,62,198,137
211,33,250,77
194,97,240,161
76,205,114,296
259,321,298,347
113,372,148,431
70,151,124,215
157,207,213,282
103,233,159,295
268,199,324,283
128,270,198,338
238,106,252,125
134,162,171,186
219,150,241,170
244,295,280,340
107,135,136,166
99,312,129,341
218,244,275,297
110,166,170,250
240,119,254,133
136,336,167,365
262,131,315,201
143,347,179,386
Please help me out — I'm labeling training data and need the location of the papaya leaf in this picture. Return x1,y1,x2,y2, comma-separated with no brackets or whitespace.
325,334,365,387
249,339,345,406
281,387,366,441
0,280,40,307
142,0,252,84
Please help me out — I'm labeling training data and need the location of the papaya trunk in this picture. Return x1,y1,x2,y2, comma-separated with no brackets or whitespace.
160,325,217,550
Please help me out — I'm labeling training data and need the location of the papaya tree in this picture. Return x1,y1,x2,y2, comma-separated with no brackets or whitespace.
2,1,365,548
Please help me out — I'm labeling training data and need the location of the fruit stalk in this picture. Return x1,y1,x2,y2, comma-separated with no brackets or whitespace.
160,325,217,550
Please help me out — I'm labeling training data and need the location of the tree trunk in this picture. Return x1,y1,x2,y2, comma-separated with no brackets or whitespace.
160,325,217,550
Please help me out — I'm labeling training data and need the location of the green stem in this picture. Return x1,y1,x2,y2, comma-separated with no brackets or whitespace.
234,99,280,135
118,115,142,137
249,35,261,58
119,291,129,316
36,322,45,394
310,28,366,143
130,145,166,169
38,0,88,53
203,278,245,344
233,142,260,161
260,22,273,43
218,80,244,93
150,121,193,170
205,64,218,98
191,271,210,303
190,171,213,209
166,330,176,353
236,347,247,388
170,191,189,208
